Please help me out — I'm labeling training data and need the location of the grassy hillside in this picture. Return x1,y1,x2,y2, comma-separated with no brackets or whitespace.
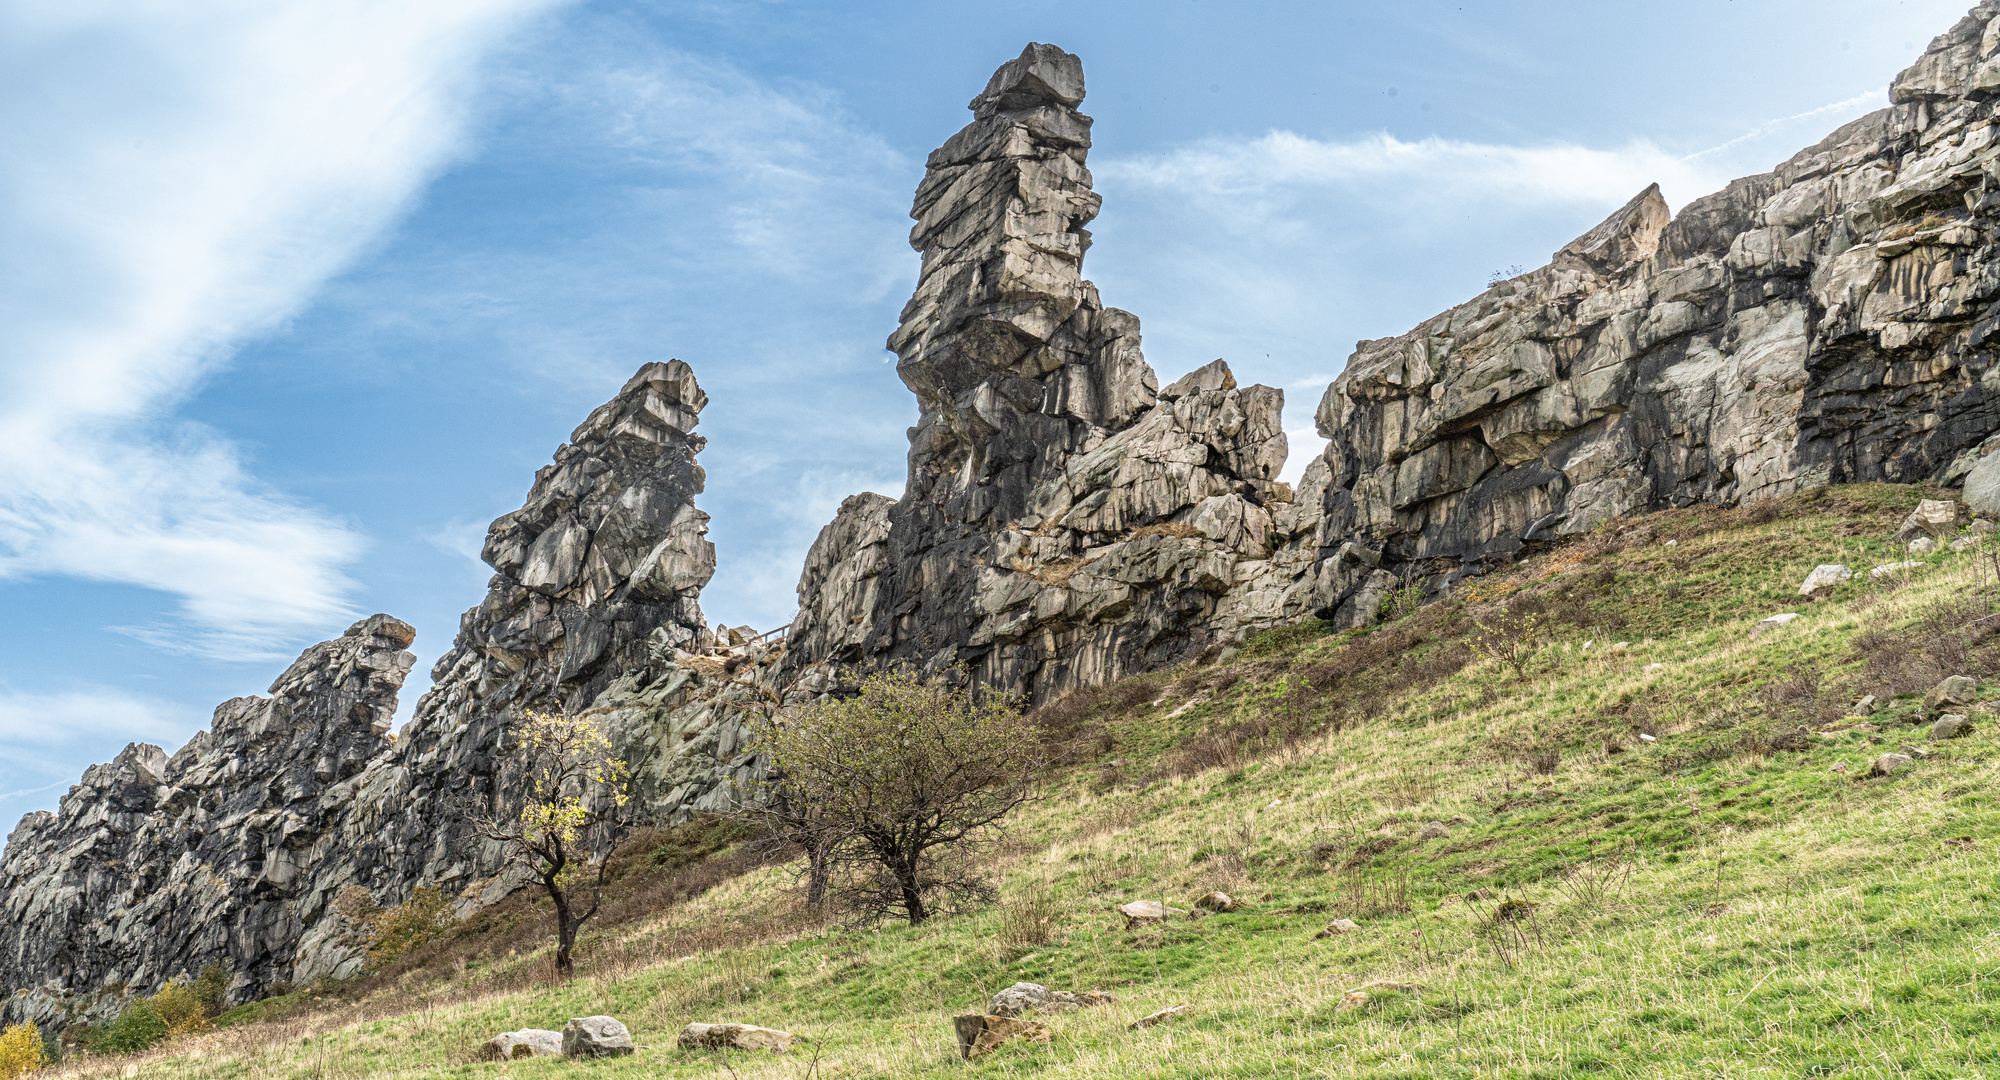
48,484,2000,1079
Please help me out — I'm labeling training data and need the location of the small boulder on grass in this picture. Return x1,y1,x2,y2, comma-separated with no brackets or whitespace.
562,1016,634,1058
1129,1004,1190,1029
1869,753,1914,778
953,1014,1049,1060
482,1029,562,1060
1930,714,1976,741
677,1023,796,1053
1798,564,1853,596
1314,919,1361,939
1923,676,1977,715
1754,613,1802,633
1118,900,1185,928
1334,980,1421,1014
985,983,1115,1018
1194,891,1238,912
1896,499,1963,542
1418,821,1449,840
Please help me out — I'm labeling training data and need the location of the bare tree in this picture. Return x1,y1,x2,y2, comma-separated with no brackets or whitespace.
473,711,629,978
749,669,1039,924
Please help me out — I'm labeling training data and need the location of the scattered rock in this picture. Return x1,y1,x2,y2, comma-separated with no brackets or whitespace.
1314,919,1361,939
1194,891,1238,912
1908,536,1939,555
953,1014,1050,1061
1417,821,1449,840
1638,733,1657,743
1853,695,1878,715
677,1023,796,1054
1930,714,1975,741
1830,762,1849,773
483,1030,563,1061
1754,613,1802,632
1797,564,1853,595
985,983,1114,1018
1923,676,1977,715
1951,536,1980,552
1896,499,1964,543
1870,561,1922,577
1643,663,1665,672
1118,901,1185,928
1492,899,1537,922
1129,1004,1191,1029
562,1016,635,1059
1868,753,1914,778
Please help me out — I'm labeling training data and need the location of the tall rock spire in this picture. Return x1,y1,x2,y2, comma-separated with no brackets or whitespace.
787,45,1325,698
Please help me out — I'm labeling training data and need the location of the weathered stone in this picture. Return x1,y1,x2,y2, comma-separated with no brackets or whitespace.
953,1013,1050,1060
1896,499,1964,542
1194,891,1238,912
782,44,1326,705
1925,675,1978,714
1314,919,1361,939
1931,713,1976,740
563,1015,635,1058
1909,536,1939,555
677,1023,796,1053
986,982,1113,1017
1303,11,2000,612
1853,695,1879,715
1798,564,1853,595
483,1029,563,1060
1118,900,1184,928
1418,821,1450,840
1754,613,1803,632
1870,752,1914,778
1872,560,1923,577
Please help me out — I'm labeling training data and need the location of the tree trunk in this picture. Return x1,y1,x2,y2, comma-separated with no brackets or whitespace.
892,853,927,924
806,840,832,908
553,891,576,979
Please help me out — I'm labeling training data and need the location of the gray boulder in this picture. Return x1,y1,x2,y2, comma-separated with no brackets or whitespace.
1924,676,1978,715
986,982,1115,1018
1931,714,1976,740
1798,564,1853,596
1896,500,1963,543
1869,753,1914,778
483,1029,563,1060
677,1023,796,1053
563,1015,635,1058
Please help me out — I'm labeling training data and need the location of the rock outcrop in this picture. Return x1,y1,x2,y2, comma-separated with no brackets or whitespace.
1313,3,2000,601
784,44,1330,700
0,616,416,1027
0,362,776,1027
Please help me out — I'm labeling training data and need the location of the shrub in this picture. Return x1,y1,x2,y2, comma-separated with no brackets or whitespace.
92,998,166,1055
0,1023,44,1078
366,885,457,971
150,981,209,1038
191,963,228,1018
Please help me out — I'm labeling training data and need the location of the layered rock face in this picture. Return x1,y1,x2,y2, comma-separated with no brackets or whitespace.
785,45,1330,698
0,362,772,1026
0,616,415,1025
1313,4,2000,599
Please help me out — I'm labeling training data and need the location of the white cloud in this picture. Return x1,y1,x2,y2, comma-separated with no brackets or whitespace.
1099,131,1738,217
0,0,566,659
0,689,193,748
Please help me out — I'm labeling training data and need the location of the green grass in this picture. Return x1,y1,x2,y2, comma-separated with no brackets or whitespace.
52,485,2000,1079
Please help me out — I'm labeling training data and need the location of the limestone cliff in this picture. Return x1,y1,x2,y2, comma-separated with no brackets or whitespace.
1312,3,2000,609
783,45,1331,699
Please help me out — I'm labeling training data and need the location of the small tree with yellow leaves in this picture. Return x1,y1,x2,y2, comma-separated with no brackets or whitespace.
0,1023,44,1078
474,711,630,979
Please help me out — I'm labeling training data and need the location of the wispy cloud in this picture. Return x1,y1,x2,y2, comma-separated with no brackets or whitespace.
0,0,566,659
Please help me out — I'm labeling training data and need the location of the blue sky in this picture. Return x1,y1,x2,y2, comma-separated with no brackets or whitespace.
0,0,1972,828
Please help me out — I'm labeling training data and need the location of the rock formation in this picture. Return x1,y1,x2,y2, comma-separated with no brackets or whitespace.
21,3,2000,1034
784,44,1331,699
0,362,775,1028
0,616,416,1025
1313,2,2000,606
